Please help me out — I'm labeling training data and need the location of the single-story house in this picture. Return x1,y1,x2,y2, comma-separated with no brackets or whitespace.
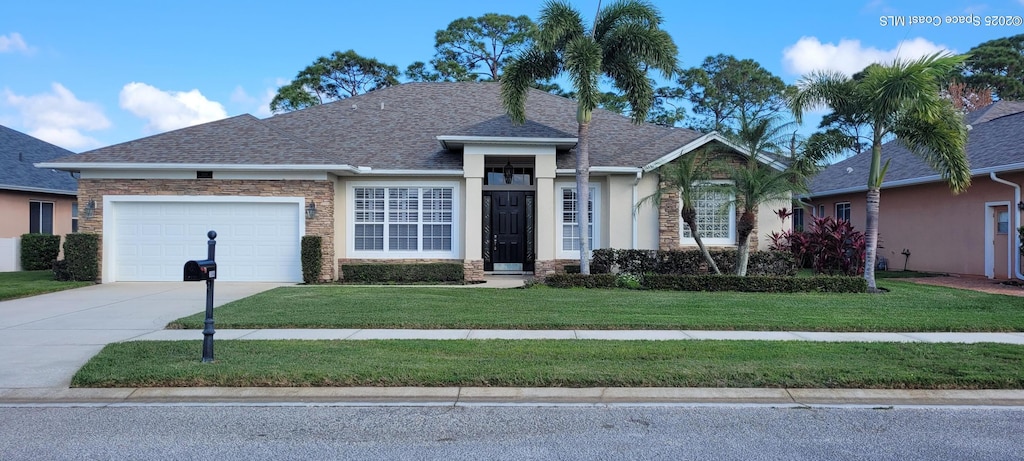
39,82,787,283
804,100,1024,280
0,125,79,271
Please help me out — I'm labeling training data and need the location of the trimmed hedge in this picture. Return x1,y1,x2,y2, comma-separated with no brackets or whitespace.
53,233,98,281
342,263,464,284
544,273,867,293
20,233,61,271
301,235,323,284
589,248,797,277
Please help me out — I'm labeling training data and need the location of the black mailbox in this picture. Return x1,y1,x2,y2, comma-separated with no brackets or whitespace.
184,259,217,281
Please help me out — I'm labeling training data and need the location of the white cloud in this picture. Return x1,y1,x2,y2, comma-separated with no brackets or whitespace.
0,32,32,54
2,83,110,150
782,37,953,76
119,82,227,133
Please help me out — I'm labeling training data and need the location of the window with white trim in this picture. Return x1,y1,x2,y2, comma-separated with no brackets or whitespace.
71,201,79,233
681,185,735,245
558,184,599,256
352,185,455,255
29,201,54,234
835,202,851,222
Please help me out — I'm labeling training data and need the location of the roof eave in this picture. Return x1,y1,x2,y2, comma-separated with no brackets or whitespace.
806,162,1024,198
642,131,787,172
436,135,578,150
0,184,77,196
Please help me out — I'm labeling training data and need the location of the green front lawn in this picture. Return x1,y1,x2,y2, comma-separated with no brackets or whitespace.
168,282,1024,332
0,270,93,301
73,340,1024,389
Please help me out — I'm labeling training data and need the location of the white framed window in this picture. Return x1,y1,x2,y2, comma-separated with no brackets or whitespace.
997,210,1010,234
557,183,600,258
681,183,735,246
349,183,458,257
835,202,851,222
71,201,79,233
29,201,54,234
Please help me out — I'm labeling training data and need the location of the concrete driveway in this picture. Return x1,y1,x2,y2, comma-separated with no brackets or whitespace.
0,282,285,389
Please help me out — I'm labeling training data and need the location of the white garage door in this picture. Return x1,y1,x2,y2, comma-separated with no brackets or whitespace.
112,200,302,282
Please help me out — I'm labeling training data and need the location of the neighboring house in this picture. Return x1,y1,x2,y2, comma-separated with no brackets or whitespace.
38,82,786,283
804,100,1024,280
0,125,79,272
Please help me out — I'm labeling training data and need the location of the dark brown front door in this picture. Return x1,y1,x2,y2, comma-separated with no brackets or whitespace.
483,191,534,272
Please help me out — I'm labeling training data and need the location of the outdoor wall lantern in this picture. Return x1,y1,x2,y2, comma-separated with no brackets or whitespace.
503,158,514,184
1018,201,1024,211
83,200,96,219
305,202,317,220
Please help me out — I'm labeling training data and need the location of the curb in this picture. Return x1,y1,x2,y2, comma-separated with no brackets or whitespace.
2,387,1024,407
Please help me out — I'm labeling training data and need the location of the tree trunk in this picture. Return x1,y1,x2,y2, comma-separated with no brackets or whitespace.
863,187,881,292
735,211,756,276
577,121,592,275
682,211,720,275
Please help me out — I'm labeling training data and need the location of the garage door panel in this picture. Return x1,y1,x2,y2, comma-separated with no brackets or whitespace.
113,201,302,282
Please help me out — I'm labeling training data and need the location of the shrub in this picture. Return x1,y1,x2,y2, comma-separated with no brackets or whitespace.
772,216,865,276
545,273,866,293
342,263,464,284
20,233,61,271
616,272,643,289
53,233,98,281
301,235,323,284
543,273,618,288
582,248,796,277
643,274,867,293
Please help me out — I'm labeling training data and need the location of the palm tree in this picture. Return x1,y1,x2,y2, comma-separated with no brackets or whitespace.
792,52,971,291
501,0,677,274
720,114,806,275
638,151,722,274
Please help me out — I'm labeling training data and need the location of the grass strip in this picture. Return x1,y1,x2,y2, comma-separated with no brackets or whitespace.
168,282,1024,332
73,340,1024,389
0,270,92,301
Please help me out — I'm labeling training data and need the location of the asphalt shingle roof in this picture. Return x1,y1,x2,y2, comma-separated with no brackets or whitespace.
0,125,77,193
50,82,707,171
808,100,1024,196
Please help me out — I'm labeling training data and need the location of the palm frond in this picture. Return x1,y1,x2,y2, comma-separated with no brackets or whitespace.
791,70,851,122
537,0,586,51
594,0,662,40
892,98,971,193
564,36,603,119
501,48,561,124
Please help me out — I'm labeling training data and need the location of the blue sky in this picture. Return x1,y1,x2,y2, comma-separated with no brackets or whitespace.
2,0,1023,152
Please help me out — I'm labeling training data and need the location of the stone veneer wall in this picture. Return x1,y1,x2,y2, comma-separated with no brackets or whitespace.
534,259,579,277
77,179,335,282
337,258,484,283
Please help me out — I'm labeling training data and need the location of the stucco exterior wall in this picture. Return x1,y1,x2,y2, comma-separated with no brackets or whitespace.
757,197,791,251
806,172,1024,278
77,178,335,281
0,190,77,238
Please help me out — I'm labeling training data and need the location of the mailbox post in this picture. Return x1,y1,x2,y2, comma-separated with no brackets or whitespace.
183,231,218,363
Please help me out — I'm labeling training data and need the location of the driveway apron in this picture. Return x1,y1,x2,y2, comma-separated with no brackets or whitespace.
0,282,284,388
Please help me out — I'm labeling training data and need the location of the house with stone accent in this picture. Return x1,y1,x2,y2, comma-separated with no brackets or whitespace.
38,82,786,283
1,125,78,271
804,100,1024,280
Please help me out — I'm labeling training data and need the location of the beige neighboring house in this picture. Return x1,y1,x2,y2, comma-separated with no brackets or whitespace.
0,125,79,271
39,82,786,283
804,101,1024,280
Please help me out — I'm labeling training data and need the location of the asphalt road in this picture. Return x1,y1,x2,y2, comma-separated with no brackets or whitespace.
1,405,1022,460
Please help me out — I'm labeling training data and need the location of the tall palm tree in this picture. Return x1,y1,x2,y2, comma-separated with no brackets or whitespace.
638,151,721,274
720,114,806,275
501,0,677,274
792,52,971,291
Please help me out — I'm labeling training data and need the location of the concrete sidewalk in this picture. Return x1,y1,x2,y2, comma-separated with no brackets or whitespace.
133,328,1024,344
